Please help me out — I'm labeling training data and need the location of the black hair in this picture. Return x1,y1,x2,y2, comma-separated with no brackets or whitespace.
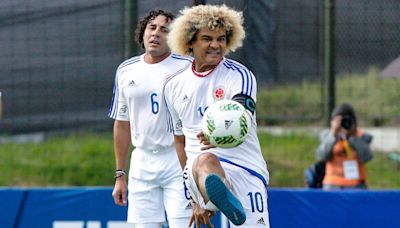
331,103,357,127
331,103,356,119
135,10,175,48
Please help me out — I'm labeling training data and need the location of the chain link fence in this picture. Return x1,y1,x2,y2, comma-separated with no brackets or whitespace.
1,0,399,134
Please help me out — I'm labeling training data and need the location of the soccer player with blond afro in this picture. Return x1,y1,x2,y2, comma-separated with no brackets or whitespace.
164,4,270,227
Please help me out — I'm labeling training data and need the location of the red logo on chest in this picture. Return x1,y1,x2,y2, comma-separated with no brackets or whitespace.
214,87,225,100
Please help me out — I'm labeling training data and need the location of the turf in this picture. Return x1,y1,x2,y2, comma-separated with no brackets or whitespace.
0,131,398,188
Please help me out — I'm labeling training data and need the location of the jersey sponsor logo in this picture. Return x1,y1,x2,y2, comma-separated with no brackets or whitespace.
256,217,266,225
175,119,183,130
213,87,225,100
183,94,189,102
118,105,128,115
185,202,193,210
128,80,136,86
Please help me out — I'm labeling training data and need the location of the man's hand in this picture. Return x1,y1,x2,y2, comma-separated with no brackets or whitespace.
330,115,343,136
197,132,216,151
188,202,216,228
331,115,357,139
112,178,127,206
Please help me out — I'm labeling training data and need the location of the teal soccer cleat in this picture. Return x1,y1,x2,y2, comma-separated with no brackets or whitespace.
205,174,246,225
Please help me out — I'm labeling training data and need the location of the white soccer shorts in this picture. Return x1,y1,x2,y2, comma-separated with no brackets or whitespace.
184,157,270,227
127,147,192,225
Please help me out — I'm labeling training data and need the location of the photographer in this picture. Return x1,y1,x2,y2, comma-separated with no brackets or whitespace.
316,103,373,190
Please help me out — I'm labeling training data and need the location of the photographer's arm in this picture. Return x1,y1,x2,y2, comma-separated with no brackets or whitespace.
349,136,373,163
316,130,336,162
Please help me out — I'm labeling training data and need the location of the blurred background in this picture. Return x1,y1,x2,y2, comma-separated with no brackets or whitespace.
0,0,399,188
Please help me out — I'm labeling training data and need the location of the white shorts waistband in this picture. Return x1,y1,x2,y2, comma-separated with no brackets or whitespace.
135,145,175,154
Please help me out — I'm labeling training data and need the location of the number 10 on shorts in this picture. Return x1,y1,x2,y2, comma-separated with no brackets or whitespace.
247,192,264,213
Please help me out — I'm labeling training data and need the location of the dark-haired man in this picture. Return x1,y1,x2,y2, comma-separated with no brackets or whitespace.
108,9,192,228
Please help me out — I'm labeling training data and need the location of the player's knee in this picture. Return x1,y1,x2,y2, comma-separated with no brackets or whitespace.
194,153,223,177
196,152,219,167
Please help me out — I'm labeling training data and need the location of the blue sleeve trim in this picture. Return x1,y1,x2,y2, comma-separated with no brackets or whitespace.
108,74,118,119
117,56,140,70
223,59,254,97
162,66,188,133
171,54,193,63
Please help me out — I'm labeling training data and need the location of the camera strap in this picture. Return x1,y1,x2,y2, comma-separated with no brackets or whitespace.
342,139,353,158
341,139,360,180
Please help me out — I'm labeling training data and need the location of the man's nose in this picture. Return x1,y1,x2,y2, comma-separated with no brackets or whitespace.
151,28,161,36
210,39,219,48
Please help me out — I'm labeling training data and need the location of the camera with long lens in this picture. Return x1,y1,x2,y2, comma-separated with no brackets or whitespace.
341,115,354,130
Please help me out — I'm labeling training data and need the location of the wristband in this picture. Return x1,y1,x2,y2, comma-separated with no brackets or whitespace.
114,170,126,180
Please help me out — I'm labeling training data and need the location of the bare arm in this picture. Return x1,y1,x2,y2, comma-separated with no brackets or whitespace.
174,135,187,170
114,120,131,170
112,120,131,206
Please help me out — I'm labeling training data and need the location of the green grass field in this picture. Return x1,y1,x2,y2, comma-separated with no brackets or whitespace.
1,131,399,189
1,69,399,187
260,132,400,189
257,67,400,126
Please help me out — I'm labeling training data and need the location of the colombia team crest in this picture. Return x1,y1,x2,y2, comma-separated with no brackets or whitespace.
213,87,225,100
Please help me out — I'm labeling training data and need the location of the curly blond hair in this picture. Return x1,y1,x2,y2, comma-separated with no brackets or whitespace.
168,4,245,55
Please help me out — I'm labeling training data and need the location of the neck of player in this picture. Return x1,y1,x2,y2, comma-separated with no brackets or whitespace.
194,60,221,72
144,51,170,64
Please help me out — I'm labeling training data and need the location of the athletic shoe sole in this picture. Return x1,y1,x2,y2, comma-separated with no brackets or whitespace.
205,174,246,225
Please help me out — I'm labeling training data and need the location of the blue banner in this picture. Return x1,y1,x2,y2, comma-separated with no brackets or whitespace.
1,187,400,228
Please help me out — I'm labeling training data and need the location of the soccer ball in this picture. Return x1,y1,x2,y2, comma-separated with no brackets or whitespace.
202,100,251,148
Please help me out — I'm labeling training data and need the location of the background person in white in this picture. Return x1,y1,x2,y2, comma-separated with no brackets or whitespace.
164,5,270,227
108,10,192,228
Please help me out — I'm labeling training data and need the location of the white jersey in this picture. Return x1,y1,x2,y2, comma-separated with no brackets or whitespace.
164,57,269,180
108,53,192,151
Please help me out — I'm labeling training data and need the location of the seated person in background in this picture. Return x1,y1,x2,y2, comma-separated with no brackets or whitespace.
316,103,373,190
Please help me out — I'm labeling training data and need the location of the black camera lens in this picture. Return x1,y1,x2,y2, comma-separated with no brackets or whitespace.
341,115,354,130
